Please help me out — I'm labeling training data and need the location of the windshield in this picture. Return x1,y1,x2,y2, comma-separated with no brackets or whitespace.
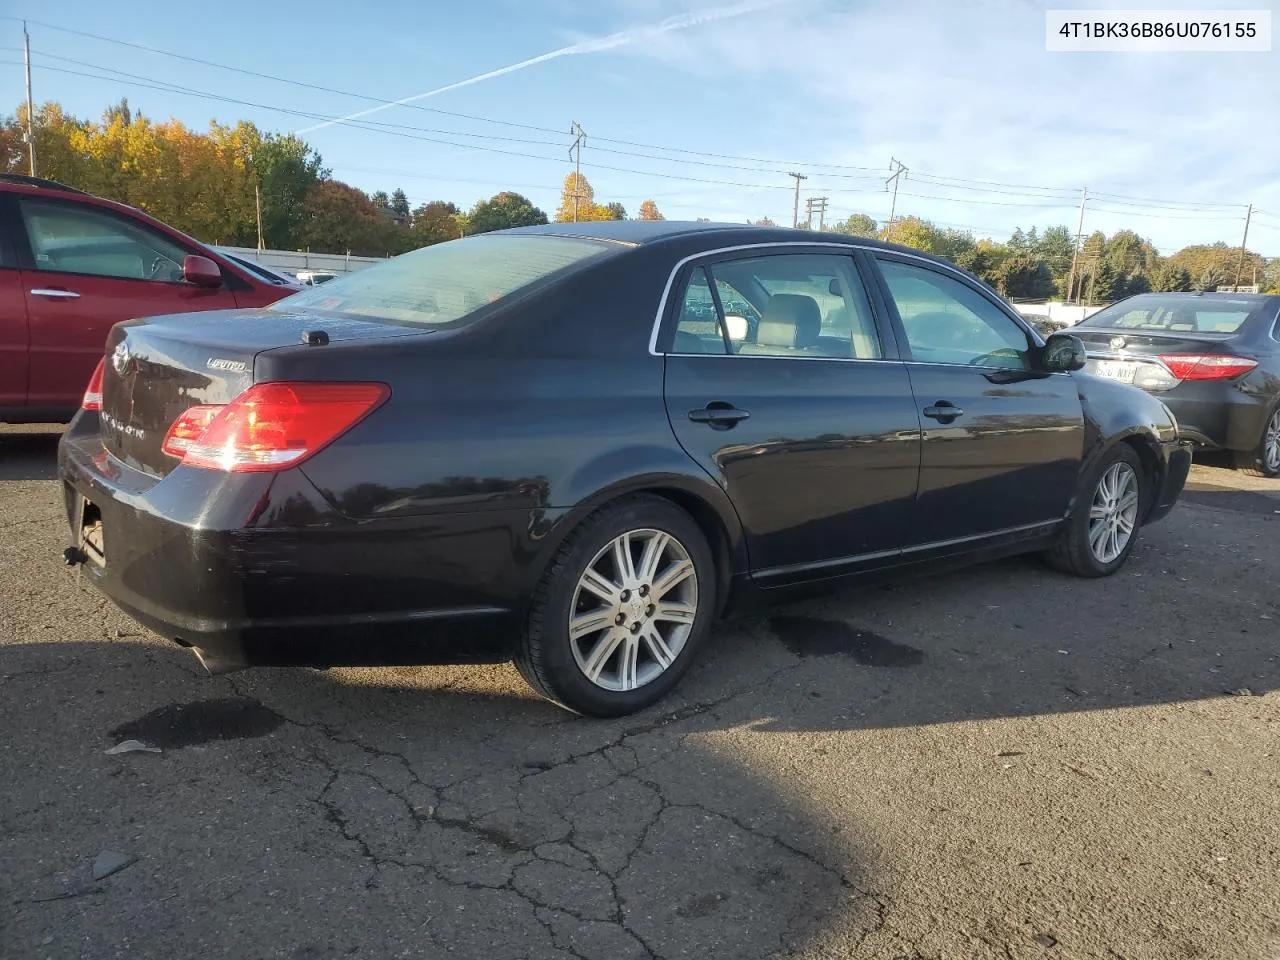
1079,296,1259,334
273,234,611,327
225,253,293,285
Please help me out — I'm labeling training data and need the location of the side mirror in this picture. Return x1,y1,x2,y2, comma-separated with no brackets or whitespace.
1042,333,1087,372
183,254,223,288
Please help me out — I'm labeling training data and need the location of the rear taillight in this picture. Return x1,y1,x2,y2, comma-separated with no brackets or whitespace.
1159,354,1258,381
161,405,223,459
82,358,105,411
162,382,389,473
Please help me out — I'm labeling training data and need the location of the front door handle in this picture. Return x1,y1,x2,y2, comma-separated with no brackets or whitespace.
688,404,750,429
922,400,964,423
30,288,81,300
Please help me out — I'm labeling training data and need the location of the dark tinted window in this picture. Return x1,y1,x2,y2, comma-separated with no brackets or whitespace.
672,267,728,354
1080,295,1259,334
878,258,1030,369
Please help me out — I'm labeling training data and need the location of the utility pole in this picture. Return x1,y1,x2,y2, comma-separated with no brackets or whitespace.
569,122,587,223
1234,203,1253,287
804,196,828,231
1066,186,1088,304
788,172,807,228
255,181,265,250
23,21,37,176
885,158,907,231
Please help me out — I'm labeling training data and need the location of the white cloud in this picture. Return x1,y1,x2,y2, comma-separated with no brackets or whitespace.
608,0,1280,250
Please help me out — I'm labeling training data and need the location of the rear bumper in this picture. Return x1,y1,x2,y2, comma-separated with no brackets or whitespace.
1160,382,1273,452
1146,439,1193,526
58,415,539,672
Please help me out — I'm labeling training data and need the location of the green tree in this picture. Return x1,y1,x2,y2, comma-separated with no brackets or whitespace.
604,201,627,221
408,200,462,247
829,213,877,237
995,255,1056,299
250,132,325,249
1033,225,1075,279
1088,262,1123,302
391,188,410,219
467,191,548,234
371,190,390,211
1150,263,1192,292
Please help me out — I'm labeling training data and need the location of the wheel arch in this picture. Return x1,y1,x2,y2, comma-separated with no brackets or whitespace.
531,471,745,619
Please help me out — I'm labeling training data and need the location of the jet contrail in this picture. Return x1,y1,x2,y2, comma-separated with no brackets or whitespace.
294,0,794,135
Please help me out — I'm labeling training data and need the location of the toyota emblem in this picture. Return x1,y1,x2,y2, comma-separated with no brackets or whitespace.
111,340,133,376
1108,336,1126,350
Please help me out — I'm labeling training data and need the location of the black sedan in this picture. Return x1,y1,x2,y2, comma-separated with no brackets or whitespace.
59,222,1192,716
1072,291,1280,477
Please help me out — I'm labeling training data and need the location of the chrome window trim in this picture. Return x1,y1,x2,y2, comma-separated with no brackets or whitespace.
648,240,1040,359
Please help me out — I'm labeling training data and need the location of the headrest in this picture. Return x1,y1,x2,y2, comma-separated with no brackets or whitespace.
761,294,821,348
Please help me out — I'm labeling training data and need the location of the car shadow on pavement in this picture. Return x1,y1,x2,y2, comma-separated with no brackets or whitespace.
0,430,62,482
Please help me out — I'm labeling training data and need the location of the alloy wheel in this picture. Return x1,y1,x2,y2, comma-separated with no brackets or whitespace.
1087,461,1140,564
1265,410,1280,473
568,528,698,692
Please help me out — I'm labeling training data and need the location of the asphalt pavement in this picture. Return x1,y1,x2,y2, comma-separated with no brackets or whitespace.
1,426,1277,960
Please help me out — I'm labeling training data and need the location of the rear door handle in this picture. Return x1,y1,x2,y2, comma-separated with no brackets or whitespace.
922,400,964,423
30,288,81,300
688,404,750,429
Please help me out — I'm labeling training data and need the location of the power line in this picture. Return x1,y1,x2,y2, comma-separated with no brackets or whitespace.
4,17,567,136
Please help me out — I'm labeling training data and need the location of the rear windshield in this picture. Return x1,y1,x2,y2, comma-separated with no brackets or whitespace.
1079,296,1260,334
272,234,610,327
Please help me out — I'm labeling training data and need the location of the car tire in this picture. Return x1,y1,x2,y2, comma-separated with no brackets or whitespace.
515,495,716,717
1046,443,1147,578
1232,405,1280,479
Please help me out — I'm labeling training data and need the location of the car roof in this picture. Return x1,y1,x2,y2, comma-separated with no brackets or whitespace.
502,220,921,256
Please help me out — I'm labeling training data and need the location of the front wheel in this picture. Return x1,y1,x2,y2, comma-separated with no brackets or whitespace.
1233,406,1280,479
515,496,715,717
1046,444,1146,577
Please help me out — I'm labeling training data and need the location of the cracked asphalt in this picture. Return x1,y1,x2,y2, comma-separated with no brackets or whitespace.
1,425,1278,960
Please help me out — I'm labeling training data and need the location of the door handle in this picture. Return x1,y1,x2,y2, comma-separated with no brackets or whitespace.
30,288,81,300
922,400,964,423
688,404,750,429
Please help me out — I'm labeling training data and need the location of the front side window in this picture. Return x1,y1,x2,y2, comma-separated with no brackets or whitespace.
19,198,192,282
670,252,881,360
275,234,609,328
877,258,1030,369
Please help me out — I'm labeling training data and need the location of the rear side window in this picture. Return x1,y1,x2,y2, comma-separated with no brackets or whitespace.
19,197,191,282
274,235,609,328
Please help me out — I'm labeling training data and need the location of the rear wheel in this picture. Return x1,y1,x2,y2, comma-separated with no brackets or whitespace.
1046,444,1146,578
1233,406,1280,479
515,496,715,717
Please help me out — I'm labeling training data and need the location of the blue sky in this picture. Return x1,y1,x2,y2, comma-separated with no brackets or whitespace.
4,0,1278,254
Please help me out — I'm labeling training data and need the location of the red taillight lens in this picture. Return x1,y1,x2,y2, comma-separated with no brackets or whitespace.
1159,354,1258,381
161,405,223,459
167,382,389,473
82,358,105,411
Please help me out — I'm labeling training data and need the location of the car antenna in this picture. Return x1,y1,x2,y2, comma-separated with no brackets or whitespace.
301,329,329,346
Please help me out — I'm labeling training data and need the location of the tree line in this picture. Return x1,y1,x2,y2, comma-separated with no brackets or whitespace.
4,100,1275,298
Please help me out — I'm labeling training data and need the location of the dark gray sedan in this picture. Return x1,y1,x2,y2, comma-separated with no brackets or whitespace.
1073,292,1280,477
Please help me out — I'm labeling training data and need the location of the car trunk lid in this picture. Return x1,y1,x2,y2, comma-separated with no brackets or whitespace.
1073,328,1246,390
99,308,423,477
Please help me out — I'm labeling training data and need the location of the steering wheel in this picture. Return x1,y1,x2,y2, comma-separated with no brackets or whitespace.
146,256,180,281
967,347,1024,367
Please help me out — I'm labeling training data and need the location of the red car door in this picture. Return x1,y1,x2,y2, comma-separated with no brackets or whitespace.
0,263,29,410
15,195,241,410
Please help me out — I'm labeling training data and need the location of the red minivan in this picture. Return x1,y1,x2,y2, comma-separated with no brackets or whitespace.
0,174,299,424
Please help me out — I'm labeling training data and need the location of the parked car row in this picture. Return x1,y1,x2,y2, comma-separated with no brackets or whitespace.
4,175,1270,714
